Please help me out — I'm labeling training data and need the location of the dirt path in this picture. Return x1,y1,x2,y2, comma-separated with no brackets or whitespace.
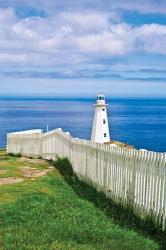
0,157,54,186
20,166,54,179
0,177,23,186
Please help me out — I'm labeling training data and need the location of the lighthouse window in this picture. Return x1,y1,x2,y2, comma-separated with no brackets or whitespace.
102,108,105,111
98,96,105,100
103,119,106,124
104,133,107,137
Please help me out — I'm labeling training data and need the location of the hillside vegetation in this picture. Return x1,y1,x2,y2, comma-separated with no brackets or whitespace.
0,151,160,250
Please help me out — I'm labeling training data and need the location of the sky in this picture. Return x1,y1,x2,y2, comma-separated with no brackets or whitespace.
0,0,166,97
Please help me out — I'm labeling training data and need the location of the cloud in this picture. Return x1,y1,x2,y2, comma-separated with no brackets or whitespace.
0,69,122,79
111,0,166,14
139,68,166,73
1,0,166,14
125,77,166,82
0,53,26,63
0,5,166,90
0,2,166,97
0,8,166,68
134,24,166,54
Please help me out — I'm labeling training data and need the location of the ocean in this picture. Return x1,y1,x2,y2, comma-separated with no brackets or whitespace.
0,97,166,152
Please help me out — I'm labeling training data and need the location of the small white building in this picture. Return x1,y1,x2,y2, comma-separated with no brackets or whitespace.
91,93,110,143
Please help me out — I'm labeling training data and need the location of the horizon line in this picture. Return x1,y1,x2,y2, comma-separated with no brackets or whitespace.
0,94,166,100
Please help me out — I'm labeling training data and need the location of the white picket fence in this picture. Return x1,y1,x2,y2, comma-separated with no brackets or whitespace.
7,128,166,231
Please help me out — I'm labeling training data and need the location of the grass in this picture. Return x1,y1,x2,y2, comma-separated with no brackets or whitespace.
0,152,162,250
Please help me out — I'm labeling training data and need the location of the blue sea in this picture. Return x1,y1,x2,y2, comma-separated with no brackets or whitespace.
0,97,166,152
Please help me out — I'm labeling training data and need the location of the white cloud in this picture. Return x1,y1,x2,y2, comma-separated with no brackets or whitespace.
0,53,27,63
111,0,166,14
0,7,166,67
77,32,131,55
134,24,166,54
59,11,110,33
2,0,166,14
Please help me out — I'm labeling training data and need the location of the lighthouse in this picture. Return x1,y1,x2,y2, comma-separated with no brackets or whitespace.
91,93,110,143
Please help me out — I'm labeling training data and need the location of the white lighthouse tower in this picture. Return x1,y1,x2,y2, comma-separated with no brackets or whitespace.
91,93,110,143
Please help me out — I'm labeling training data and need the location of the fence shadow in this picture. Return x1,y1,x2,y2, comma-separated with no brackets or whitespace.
49,157,166,250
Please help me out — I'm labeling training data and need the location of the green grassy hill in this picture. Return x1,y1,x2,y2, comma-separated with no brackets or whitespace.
0,151,160,250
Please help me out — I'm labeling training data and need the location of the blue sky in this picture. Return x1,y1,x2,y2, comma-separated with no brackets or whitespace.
0,0,166,96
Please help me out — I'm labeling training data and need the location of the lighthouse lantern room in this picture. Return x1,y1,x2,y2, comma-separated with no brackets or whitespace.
91,93,110,143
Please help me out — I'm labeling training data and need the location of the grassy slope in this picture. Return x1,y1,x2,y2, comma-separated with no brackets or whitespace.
0,151,159,250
